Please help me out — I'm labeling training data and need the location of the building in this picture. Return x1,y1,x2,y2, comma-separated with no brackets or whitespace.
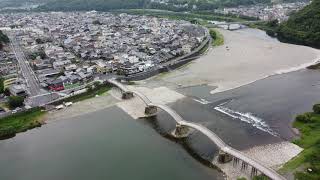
9,84,27,97
0,61,19,76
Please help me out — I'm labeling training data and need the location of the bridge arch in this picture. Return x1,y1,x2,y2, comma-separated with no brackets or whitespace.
107,79,286,180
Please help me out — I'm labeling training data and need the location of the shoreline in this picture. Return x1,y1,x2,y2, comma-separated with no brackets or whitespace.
147,28,320,97
210,52,320,95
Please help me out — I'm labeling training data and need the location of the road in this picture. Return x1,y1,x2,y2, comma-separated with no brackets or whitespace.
8,32,42,96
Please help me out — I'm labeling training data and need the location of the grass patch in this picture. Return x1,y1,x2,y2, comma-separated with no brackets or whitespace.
58,84,111,104
0,102,9,111
280,105,320,179
0,108,46,139
209,28,224,46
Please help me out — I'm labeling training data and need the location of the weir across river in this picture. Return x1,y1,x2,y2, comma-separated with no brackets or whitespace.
107,79,286,180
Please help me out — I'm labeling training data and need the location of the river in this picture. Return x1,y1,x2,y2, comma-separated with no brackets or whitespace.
0,106,224,180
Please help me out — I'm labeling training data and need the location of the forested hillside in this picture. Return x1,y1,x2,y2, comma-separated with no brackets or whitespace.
38,0,271,11
0,0,50,8
277,0,320,48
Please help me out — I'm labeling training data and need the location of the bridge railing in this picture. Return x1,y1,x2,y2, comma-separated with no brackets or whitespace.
109,80,286,180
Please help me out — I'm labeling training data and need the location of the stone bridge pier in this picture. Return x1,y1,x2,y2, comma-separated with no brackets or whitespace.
144,105,158,117
218,150,233,163
231,157,264,179
172,124,190,138
121,91,134,99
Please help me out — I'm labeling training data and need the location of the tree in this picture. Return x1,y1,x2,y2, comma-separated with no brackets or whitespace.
35,38,44,44
8,96,24,109
0,77,4,94
296,113,313,123
0,30,9,44
92,20,102,25
313,104,320,114
209,29,217,40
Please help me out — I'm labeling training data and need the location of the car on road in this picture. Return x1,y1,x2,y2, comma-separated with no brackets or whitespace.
0,107,5,113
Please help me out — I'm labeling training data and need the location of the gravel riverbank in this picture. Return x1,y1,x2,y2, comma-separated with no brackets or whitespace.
146,28,320,94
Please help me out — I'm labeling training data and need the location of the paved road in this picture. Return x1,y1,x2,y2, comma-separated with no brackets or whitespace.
8,32,42,96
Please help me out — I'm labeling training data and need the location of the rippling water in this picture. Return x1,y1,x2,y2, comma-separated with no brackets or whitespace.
178,69,320,141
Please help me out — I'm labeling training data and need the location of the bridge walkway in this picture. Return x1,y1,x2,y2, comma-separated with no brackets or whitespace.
108,80,286,180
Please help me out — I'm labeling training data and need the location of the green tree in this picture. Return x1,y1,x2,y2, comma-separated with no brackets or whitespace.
35,38,44,44
313,104,320,114
0,30,9,44
210,29,217,40
8,96,24,109
0,77,4,94
296,113,313,123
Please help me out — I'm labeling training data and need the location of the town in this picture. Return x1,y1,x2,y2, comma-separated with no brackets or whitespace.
0,12,208,109
214,1,310,22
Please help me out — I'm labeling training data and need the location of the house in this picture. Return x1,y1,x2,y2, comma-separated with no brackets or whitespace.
95,60,112,74
9,84,27,97
0,61,19,76
53,60,71,70
48,78,64,91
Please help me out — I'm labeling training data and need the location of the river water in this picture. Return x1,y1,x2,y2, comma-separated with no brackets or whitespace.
177,69,320,142
0,106,224,180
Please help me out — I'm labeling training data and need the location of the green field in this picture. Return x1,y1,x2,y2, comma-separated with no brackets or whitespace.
0,108,46,139
280,104,320,179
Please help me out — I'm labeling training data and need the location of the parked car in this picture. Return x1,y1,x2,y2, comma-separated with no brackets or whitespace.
0,107,5,113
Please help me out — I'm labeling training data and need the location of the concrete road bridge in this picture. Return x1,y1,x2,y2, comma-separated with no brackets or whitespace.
107,79,286,180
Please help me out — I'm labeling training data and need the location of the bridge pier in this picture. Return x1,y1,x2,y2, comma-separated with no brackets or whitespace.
251,167,258,177
233,157,240,167
172,124,190,138
241,162,248,172
145,105,158,117
218,150,233,163
121,91,134,99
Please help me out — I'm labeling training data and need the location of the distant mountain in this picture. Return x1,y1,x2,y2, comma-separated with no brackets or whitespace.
0,0,49,8
277,0,320,48
38,0,272,11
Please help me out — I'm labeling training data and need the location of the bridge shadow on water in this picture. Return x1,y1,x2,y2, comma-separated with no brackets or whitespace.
138,112,223,172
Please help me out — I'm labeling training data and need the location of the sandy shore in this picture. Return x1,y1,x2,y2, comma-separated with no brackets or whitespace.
116,86,185,119
46,93,119,122
214,141,302,180
148,28,320,94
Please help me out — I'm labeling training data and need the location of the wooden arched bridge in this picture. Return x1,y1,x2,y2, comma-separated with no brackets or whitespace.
107,79,286,180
